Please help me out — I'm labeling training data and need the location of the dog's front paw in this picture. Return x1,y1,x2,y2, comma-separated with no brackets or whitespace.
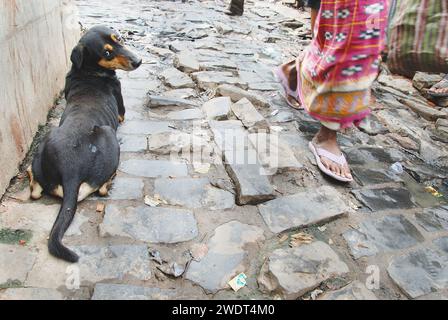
118,115,125,123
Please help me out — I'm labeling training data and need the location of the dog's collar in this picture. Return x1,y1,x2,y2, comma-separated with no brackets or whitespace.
70,66,117,79
81,69,117,79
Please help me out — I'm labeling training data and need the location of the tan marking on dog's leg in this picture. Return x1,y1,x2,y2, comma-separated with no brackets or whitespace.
51,185,64,199
77,183,98,202
27,165,43,200
98,178,114,197
118,115,125,123
30,182,43,200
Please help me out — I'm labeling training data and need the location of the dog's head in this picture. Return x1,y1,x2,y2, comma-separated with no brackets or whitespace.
70,25,142,71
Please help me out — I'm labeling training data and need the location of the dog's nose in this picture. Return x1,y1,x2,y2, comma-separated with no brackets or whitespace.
132,59,142,69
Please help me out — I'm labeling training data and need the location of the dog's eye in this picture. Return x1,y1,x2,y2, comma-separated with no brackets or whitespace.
104,50,111,57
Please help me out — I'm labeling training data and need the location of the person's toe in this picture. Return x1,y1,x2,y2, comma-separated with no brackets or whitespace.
331,163,341,176
320,157,331,170
342,164,353,179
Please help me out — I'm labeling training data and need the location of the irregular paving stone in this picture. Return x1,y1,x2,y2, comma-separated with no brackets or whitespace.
343,215,424,259
214,22,233,35
0,202,86,241
399,98,446,121
352,167,402,186
415,207,448,232
387,247,448,299
174,50,200,73
412,72,443,91
199,58,238,71
387,133,420,151
146,45,173,57
185,221,264,293
118,134,147,152
436,119,448,129
119,160,188,178
146,95,198,108
223,146,276,205
416,292,448,300
231,98,269,131
167,108,203,120
248,133,303,174
0,244,37,286
270,110,296,123
202,97,232,120
352,187,417,211
344,147,404,166
0,288,65,300
258,242,349,299
161,88,197,99
100,205,198,243
92,283,177,300
101,177,144,200
319,281,378,300
191,71,247,90
434,236,448,253
249,82,280,91
154,178,234,210
217,84,269,107
378,74,418,95
72,245,152,283
209,119,247,152
258,186,349,234
146,131,209,155
358,114,389,135
118,120,174,135
160,67,195,89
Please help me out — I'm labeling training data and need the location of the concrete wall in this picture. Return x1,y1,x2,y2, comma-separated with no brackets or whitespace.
0,0,79,196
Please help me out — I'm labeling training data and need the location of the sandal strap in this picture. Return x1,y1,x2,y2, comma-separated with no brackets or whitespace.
314,146,347,166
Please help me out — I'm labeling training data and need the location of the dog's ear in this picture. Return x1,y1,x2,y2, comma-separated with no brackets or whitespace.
70,44,84,69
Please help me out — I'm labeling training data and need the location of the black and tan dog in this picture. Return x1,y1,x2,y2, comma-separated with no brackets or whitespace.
28,26,142,262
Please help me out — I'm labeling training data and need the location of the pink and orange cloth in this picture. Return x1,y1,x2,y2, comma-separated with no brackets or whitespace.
276,0,389,129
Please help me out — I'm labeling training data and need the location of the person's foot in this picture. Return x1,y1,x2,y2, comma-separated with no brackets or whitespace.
312,127,353,180
428,74,448,97
224,9,243,16
225,0,244,16
285,94,302,109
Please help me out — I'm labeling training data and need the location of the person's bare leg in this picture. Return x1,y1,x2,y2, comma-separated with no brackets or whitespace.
310,8,318,37
312,126,352,179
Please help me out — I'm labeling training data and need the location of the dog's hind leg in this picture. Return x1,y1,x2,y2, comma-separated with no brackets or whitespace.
27,165,44,200
98,172,117,197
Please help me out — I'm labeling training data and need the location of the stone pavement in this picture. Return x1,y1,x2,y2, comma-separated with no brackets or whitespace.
1,0,448,300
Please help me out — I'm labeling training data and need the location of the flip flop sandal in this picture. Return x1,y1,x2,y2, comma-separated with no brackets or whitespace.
273,66,303,110
427,75,448,98
285,94,302,110
308,141,353,183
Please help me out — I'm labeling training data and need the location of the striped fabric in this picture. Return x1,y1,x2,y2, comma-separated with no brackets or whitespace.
387,0,448,77
277,0,389,128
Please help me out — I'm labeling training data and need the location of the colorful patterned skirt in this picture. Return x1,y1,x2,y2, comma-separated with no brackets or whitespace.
276,0,389,130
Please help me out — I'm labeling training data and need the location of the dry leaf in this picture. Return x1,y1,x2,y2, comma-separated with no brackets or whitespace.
311,289,323,300
289,232,313,247
279,234,289,243
144,195,161,207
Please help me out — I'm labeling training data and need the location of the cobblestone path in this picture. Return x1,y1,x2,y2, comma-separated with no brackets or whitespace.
1,0,447,300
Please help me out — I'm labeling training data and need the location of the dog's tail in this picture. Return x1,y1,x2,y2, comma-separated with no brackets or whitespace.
48,179,80,263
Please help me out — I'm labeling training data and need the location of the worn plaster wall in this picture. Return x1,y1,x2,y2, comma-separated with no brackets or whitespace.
0,0,80,196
